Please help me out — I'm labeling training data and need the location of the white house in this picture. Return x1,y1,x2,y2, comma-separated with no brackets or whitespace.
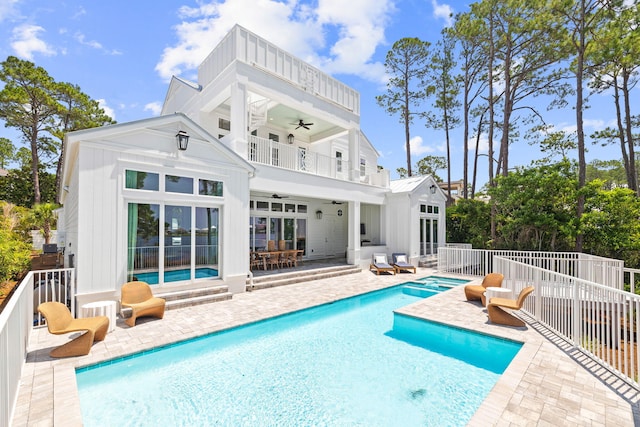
59,25,446,306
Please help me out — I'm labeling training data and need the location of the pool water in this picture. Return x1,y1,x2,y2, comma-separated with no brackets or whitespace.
77,282,521,426
134,267,218,284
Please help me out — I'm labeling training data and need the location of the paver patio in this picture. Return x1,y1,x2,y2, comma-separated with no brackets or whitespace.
12,268,640,426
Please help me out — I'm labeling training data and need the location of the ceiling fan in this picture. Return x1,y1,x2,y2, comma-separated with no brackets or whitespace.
292,119,314,130
271,194,289,199
323,200,343,205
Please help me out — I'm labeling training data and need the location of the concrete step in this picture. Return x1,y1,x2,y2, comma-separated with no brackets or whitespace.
156,284,230,302
121,284,232,317
419,258,438,268
247,265,361,291
165,292,232,310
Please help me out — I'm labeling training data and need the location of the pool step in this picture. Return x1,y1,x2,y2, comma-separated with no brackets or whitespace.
247,265,361,291
120,285,232,318
418,256,438,269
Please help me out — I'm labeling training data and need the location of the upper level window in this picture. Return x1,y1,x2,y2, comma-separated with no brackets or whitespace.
336,151,343,173
166,175,193,194
218,118,231,131
199,179,223,197
360,158,366,176
125,170,159,191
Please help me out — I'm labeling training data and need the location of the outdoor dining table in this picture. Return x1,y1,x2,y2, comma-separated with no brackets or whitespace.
251,250,303,270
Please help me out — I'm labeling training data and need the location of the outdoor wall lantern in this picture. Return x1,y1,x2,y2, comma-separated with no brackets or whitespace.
176,130,190,151
429,184,437,194
316,209,323,220
288,133,294,144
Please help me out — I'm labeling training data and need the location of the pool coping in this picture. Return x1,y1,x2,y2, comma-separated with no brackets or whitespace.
13,268,640,426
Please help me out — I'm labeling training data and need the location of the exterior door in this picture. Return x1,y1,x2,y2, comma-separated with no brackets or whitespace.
420,218,438,256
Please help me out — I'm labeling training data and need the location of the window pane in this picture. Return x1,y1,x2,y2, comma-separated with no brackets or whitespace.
219,118,230,131
271,202,282,212
285,203,295,213
195,207,218,278
166,175,193,194
297,204,307,213
199,179,223,196
164,205,191,283
127,203,160,284
125,170,159,191
256,201,269,211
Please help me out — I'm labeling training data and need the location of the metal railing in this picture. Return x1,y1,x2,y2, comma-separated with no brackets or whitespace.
1,268,75,426
438,248,625,290
128,245,219,270
493,256,640,388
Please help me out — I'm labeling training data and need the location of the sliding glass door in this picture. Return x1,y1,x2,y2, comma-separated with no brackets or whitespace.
128,202,219,285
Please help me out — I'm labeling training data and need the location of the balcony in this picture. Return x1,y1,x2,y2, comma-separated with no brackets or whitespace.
246,135,389,186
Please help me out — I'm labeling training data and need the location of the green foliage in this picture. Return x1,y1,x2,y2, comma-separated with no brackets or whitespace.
396,156,447,180
30,202,59,244
488,160,579,251
582,187,640,268
0,56,114,204
446,199,491,248
0,202,31,283
0,163,56,207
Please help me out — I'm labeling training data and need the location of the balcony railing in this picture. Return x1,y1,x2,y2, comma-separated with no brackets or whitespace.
128,245,219,271
247,135,351,180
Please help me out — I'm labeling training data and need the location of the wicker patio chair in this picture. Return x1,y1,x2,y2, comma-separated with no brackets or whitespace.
37,301,109,358
487,286,535,327
464,273,504,303
121,281,166,327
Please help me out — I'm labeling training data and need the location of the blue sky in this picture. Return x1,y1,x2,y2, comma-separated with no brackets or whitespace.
0,0,632,188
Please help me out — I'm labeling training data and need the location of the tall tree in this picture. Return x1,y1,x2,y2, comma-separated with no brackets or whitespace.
588,2,640,195
376,38,431,177
488,0,571,177
451,11,489,199
0,56,60,204
51,82,114,199
0,57,115,205
556,0,610,252
396,155,447,181
424,31,461,203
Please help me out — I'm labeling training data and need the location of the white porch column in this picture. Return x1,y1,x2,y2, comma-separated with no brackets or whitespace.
348,128,360,182
347,200,361,265
229,82,248,157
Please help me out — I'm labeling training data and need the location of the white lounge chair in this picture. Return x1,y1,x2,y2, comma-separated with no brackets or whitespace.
370,253,396,275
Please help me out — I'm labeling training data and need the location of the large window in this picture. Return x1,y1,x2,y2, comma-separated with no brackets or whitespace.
249,200,307,255
126,170,221,285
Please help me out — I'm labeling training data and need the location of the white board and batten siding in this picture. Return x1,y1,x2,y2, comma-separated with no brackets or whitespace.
62,114,254,305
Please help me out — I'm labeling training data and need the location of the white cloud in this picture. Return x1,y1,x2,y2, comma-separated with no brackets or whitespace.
97,99,115,120
144,102,162,116
155,0,394,83
74,32,122,55
408,135,438,156
0,0,19,23
468,133,489,153
431,0,453,27
10,24,56,60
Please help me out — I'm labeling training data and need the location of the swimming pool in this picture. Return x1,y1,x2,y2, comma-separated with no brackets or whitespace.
76,280,522,426
134,267,218,284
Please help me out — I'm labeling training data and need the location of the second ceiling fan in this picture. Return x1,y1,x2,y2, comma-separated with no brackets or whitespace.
292,119,314,130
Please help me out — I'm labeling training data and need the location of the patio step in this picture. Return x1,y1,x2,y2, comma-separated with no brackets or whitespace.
247,265,361,291
419,257,438,269
120,284,232,318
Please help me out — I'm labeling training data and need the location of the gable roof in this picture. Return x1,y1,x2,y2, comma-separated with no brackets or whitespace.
389,175,445,198
60,113,255,202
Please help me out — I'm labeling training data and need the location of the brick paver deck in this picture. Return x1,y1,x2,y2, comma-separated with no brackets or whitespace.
12,268,640,426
